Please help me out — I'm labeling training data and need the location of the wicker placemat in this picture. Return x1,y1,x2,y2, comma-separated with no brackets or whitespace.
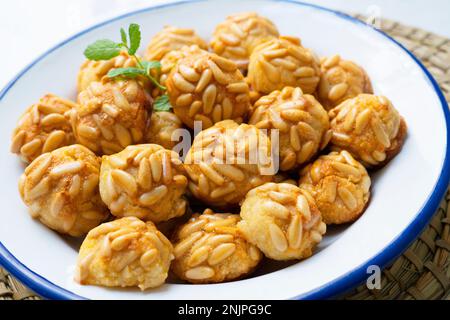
344,14,450,300
1,15,449,300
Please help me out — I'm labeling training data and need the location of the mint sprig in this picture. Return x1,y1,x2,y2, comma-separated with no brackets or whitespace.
128,23,141,56
120,28,127,47
83,23,171,111
107,67,146,78
84,39,122,60
154,95,172,111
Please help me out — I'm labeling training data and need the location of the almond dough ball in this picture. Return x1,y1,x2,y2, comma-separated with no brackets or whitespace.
329,94,407,167
146,111,183,150
210,12,279,71
171,209,262,283
77,51,137,93
166,52,251,129
152,45,207,98
184,120,274,207
299,151,371,224
11,94,76,163
75,217,174,290
71,79,151,155
318,55,373,110
247,36,320,94
18,144,108,236
144,26,208,62
99,144,188,223
249,87,331,171
238,182,326,260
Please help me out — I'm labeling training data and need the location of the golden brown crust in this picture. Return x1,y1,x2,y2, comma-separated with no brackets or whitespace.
317,55,373,110
75,217,173,290
145,111,183,150
144,26,208,62
11,94,76,163
210,12,279,71
171,209,262,283
238,183,326,260
298,151,371,224
71,79,151,155
383,117,407,167
99,144,188,223
247,36,320,95
152,45,207,98
166,51,251,129
249,86,331,171
184,120,274,207
329,94,406,167
19,144,109,236
77,52,138,93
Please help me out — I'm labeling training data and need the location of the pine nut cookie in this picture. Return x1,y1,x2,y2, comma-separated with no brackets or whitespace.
171,209,262,283
145,111,183,150
75,217,174,290
99,144,188,223
18,144,108,236
11,94,76,163
152,45,208,98
249,87,331,171
184,120,274,207
329,94,407,167
166,51,251,129
71,78,151,155
77,51,137,93
210,12,279,71
238,182,326,260
298,151,371,224
144,26,208,62
317,55,373,110
247,36,320,94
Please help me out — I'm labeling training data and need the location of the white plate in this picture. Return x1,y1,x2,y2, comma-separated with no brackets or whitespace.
0,0,449,300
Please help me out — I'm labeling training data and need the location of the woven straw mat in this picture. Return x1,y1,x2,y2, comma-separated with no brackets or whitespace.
0,15,449,300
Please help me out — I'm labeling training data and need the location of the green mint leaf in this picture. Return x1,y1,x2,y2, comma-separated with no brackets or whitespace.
142,60,161,73
128,23,141,55
142,60,162,79
107,67,146,78
84,39,121,60
153,95,172,111
120,28,128,46
141,60,166,90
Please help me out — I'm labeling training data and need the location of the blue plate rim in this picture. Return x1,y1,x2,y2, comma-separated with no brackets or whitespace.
0,0,449,300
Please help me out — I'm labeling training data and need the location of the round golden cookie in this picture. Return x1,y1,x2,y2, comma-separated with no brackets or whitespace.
146,111,183,150
249,87,331,171
18,144,108,236
99,144,188,223
75,217,174,290
318,55,373,110
329,94,407,167
247,36,320,94
71,79,151,155
298,151,371,224
184,120,274,207
11,94,76,163
144,26,208,62
171,209,262,283
238,182,326,260
77,51,137,93
210,12,279,71
152,45,207,98
166,51,251,129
